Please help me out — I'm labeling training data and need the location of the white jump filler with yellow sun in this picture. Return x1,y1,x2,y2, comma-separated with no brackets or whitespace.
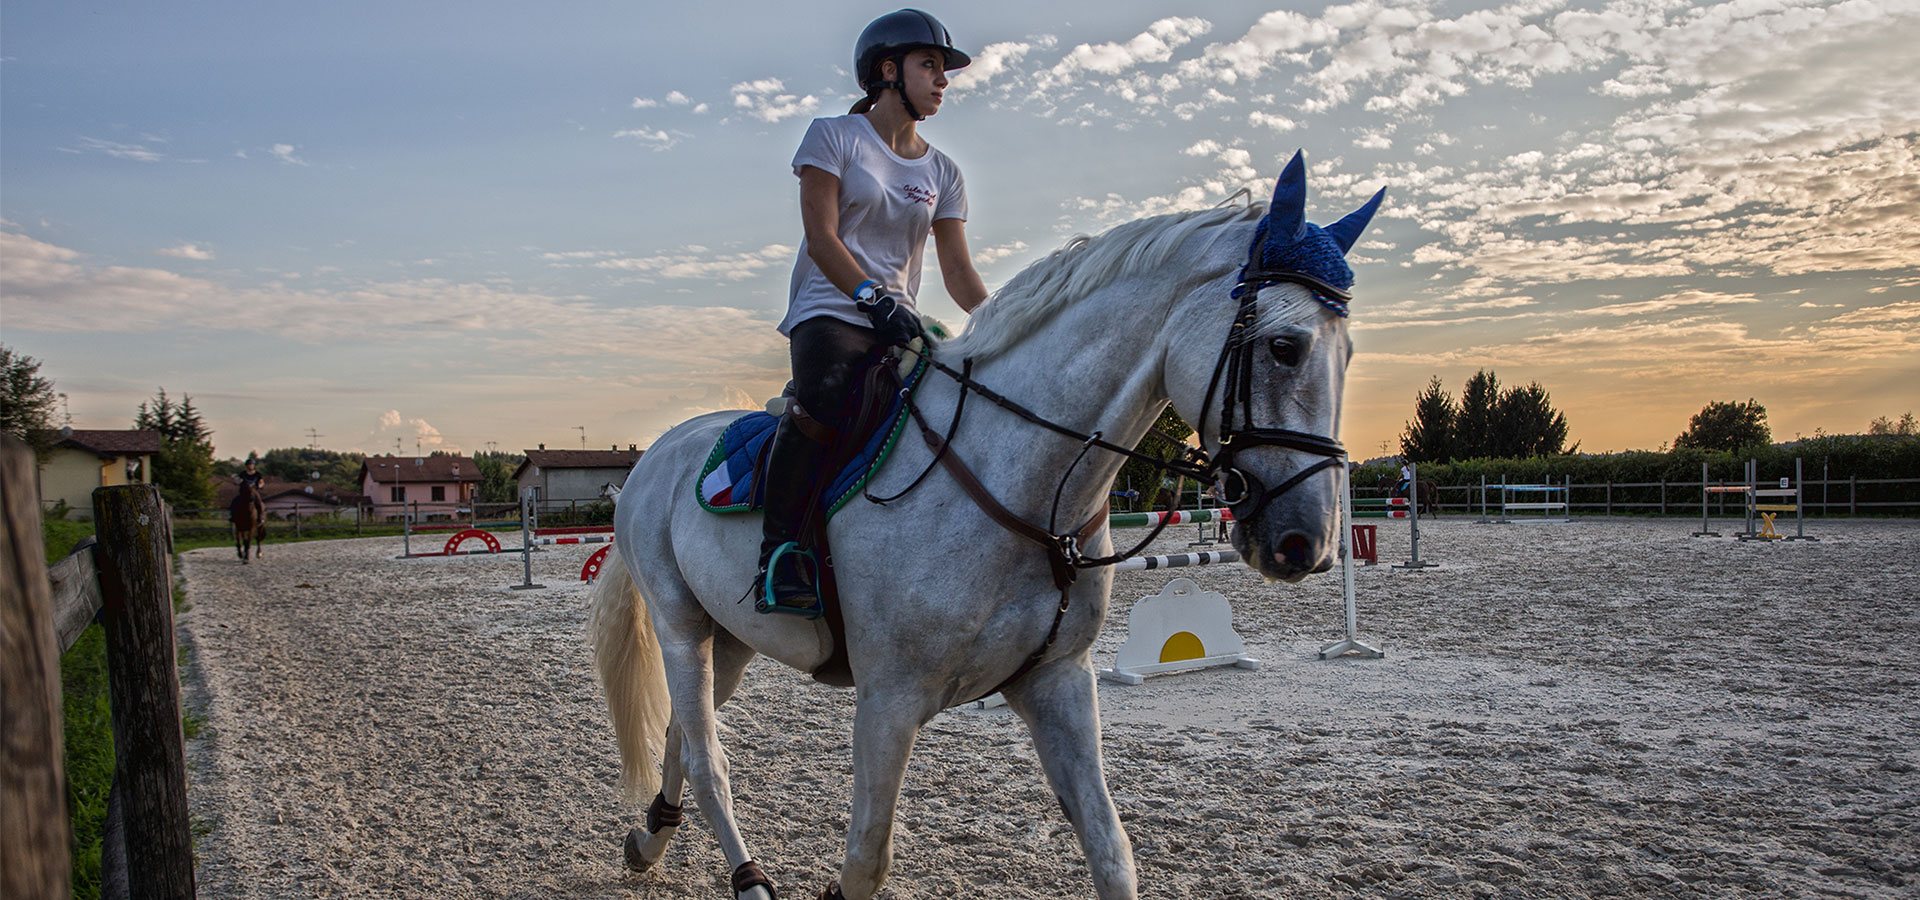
1097,577,1261,685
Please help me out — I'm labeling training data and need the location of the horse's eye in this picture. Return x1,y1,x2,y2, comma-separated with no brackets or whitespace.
1269,335,1306,367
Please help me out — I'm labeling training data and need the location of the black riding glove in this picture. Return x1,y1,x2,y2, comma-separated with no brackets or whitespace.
855,288,924,347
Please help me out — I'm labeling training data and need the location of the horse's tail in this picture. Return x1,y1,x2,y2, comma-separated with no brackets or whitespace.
588,544,671,803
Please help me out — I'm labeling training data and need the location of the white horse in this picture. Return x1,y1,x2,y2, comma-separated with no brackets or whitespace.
592,153,1384,900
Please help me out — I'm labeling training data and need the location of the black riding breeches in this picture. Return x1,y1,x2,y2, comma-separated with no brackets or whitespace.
788,316,890,435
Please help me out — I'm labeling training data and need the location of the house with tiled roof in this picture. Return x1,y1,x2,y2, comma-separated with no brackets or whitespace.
33,427,162,518
357,454,480,520
513,444,644,506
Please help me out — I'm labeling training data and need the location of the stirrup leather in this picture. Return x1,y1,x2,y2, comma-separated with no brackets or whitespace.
756,541,823,619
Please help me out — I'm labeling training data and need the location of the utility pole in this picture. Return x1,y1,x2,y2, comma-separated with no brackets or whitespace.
306,427,324,450
574,425,587,449
393,438,403,456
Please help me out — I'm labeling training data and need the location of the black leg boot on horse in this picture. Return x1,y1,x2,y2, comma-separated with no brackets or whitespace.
756,405,837,617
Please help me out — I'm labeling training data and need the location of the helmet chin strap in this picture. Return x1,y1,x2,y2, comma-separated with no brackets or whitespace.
872,54,925,121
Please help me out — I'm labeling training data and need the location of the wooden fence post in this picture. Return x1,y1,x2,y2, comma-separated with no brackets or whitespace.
2,435,72,900
92,484,196,900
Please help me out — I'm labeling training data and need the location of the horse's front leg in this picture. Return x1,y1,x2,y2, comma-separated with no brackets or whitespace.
834,689,935,899
1003,658,1139,900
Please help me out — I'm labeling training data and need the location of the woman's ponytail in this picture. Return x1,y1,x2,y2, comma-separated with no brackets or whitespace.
849,94,877,115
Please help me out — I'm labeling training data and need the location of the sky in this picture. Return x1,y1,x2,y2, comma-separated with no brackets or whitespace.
3,0,1916,462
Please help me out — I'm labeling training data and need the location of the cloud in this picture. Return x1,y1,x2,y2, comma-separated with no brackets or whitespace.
613,128,683,151
950,41,1035,92
0,227,791,373
1574,290,1761,317
269,144,307,166
593,243,794,281
1825,300,1920,325
631,97,659,108
665,91,691,106
370,410,449,453
158,243,214,261
1188,9,1341,81
972,240,1029,266
730,78,819,123
1043,17,1211,86
63,136,164,162
1249,111,1297,131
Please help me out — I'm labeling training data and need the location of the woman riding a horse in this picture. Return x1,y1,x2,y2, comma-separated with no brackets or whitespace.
757,8,989,614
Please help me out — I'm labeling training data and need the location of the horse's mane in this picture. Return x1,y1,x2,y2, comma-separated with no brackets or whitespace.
949,202,1307,360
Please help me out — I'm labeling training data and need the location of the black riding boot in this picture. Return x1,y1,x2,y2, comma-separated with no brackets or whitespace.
757,412,834,615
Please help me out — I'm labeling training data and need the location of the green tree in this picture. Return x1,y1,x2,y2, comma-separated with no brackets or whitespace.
1454,370,1500,459
1868,412,1917,436
1674,399,1770,452
1115,407,1195,509
1493,381,1571,458
135,388,217,508
1399,376,1456,463
1,345,62,456
251,447,363,486
474,451,522,504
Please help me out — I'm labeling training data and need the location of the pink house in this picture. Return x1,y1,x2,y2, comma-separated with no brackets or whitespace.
357,454,479,521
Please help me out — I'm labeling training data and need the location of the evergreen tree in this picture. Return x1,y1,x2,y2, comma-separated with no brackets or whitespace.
1454,370,1500,459
1398,376,1456,463
1674,399,1770,451
1495,382,1571,457
0,345,61,456
135,387,216,508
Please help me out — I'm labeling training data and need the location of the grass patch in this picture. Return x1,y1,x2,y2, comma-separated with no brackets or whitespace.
61,626,112,900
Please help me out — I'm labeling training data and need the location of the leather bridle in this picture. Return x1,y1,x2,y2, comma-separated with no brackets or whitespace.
867,257,1349,702
1195,265,1352,527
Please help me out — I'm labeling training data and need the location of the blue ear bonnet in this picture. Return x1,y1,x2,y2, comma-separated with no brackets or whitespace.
1250,220,1355,292
1236,150,1385,317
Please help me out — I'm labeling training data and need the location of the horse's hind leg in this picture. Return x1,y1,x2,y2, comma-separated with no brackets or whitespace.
1004,660,1139,899
651,607,777,899
626,629,756,873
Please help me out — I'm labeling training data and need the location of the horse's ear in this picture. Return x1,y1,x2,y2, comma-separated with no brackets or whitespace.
1326,187,1386,254
1267,150,1309,245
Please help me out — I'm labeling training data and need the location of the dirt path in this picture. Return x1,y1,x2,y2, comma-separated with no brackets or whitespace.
178,519,1920,898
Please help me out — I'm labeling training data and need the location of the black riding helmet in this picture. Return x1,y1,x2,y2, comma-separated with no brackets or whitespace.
853,9,971,120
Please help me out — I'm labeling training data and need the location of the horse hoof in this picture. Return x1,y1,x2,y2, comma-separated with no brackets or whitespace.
623,827,652,872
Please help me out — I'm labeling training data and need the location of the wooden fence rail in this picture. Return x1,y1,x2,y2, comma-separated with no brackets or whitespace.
1,434,195,900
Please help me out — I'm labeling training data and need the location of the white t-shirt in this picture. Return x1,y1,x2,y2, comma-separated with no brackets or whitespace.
782,114,967,335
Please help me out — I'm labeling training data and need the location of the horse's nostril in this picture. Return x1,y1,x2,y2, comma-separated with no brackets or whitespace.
1278,533,1312,566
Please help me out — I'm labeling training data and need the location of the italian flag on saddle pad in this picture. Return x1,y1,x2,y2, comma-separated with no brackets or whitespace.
696,355,928,520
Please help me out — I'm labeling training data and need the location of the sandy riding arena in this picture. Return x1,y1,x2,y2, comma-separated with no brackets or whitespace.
177,519,1919,898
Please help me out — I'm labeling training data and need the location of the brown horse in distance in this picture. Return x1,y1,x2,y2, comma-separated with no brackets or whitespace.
230,479,267,562
1379,471,1439,517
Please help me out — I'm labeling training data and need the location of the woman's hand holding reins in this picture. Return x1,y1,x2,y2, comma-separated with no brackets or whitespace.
856,285,924,347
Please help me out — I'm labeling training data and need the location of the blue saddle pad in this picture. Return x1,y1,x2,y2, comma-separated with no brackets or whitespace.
697,357,925,518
